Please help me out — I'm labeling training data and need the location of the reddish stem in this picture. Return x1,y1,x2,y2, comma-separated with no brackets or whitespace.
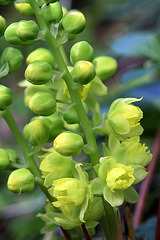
61,227,72,240
81,223,92,240
124,203,136,240
133,124,160,227
155,188,160,240
117,211,123,240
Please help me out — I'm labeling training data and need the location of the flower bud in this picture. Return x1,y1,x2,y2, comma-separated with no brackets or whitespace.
108,98,143,139
25,60,53,85
26,48,55,68
6,149,19,163
70,41,94,65
43,2,63,23
23,119,50,146
93,56,117,81
16,20,39,41
1,47,23,73
0,85,13,111
14,3,34,15
24,85,55,106
54,132,84,156
4,22,23,45
46,114,64,140
7,168,34,193
62,10,86,34
63,101,88,124
0,148,9,169
29,91,56,116
0,15,6,37
71,60,96,85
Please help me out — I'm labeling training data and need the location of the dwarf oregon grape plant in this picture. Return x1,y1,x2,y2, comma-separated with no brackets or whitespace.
0,1,152,239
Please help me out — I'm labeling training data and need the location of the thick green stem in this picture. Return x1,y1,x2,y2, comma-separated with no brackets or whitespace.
28,0,100,166
102,197,118,240
2,108,54,202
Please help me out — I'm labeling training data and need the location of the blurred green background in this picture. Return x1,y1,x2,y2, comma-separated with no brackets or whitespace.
0,0,160,239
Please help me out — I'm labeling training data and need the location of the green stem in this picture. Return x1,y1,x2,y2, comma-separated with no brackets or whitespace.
2,108,54,202
100,215,111,240
102,197,117,240
28,0,100,166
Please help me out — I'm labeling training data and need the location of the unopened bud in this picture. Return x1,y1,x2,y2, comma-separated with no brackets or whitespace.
70,41,94,65
23,119,50,146
16,20,39,41
0,15,6,37
71,60,96,85
29,91,56,116
93,56,117,81
6,149,19,163
7,168,34,193
14,3,34,15
54,131,84,156
1,47,23,73
43,2,63,23
62,10,86,34
26,48,55,68
0,85,13,111
0,148,9,169
25,60,53,85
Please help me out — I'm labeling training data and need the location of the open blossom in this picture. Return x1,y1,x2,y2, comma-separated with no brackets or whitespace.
107,98,143,139
90,155,149,207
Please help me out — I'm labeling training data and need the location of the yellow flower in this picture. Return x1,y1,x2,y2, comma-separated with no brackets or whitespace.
106,163,135,192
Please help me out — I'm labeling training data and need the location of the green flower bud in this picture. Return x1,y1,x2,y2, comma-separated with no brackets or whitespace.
0,15,6,37
24,85,55,106
1,47,23,73
6,149,19,163
46,114,64,140
54,131,84,156
26,48,55,68
52,178,86,207
23,119,50,146
0,85,13,111
4,22,23,45
108,98,143,139
71,60,96,85
43,2,63,23
70,41,94,65
7,168,34,193
16,20,39,41
93,56,117,81
62,10,86,34
14,3,34,15
25,60,53,85
29,91,56,116
63,101,88,124
0,148,9,169
39,148,73,187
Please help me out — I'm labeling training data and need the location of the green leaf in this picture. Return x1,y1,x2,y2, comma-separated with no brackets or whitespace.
113,147,128,165
90,178,104,195
124,186,139,203
40,223,56,233
103,185,124,207
108,133,120,153
79,195,89,222
90,76,108,96
132,165,149,184
102,143,111,156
